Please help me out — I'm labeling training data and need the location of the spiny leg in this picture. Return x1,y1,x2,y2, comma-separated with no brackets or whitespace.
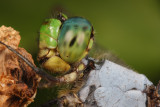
40,59,95,106
57,59,95,107
39,58,95,88
57,93,83,107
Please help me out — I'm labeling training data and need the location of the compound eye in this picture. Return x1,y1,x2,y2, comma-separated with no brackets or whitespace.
58,17,93,64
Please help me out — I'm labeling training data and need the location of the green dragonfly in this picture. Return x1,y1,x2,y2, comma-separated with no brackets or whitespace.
38,13,95,106
0,13,95,107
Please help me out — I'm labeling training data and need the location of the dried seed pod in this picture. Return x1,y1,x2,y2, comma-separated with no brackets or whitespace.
0,26,40,107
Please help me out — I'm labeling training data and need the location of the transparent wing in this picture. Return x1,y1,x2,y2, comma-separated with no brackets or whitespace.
88,42,127,67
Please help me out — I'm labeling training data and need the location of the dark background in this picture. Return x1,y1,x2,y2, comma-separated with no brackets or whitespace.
0,0,160,106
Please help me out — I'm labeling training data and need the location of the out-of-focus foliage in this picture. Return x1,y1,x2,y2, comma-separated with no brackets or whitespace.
0,0,160,106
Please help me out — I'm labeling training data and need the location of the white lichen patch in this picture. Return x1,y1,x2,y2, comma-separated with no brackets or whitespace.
79,60,152,107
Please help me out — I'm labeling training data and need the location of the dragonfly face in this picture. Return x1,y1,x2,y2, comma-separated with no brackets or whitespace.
38,13,94,74
37,13,95,106
0,13,95,107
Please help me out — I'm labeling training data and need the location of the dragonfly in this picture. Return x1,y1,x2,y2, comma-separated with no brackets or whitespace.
0,13,95,107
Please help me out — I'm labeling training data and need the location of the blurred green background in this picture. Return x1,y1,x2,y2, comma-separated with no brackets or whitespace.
0,0,160,106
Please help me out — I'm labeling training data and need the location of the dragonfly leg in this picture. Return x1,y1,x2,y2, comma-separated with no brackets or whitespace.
57,93,83,107
56,59,95,107
59,57,95,83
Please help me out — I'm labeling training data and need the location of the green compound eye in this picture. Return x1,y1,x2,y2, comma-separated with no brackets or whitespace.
58,17,93,64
